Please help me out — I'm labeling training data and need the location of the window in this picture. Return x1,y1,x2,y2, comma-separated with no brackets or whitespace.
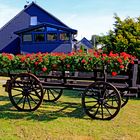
47,33,57,41
30,16,37,26
34,34,45,42
22,34,32,42
60,33,70,41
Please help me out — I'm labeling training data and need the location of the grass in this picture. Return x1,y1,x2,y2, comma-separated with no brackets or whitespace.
0,81,140,140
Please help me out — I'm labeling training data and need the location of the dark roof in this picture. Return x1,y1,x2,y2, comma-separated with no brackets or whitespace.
28,2,69,28
0,2,69,31
14,22,77,34
79,37,93,49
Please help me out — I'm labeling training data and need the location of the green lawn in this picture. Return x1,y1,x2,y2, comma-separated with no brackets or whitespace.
0,82,140,140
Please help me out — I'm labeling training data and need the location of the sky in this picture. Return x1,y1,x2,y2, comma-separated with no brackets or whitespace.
0,0,140,40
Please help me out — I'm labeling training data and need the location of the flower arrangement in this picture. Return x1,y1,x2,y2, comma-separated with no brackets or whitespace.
0,50,135,76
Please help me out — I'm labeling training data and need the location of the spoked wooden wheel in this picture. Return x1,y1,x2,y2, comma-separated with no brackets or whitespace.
82,81,121,120
8,73,44,111
43,88,63,102
120,90,129,108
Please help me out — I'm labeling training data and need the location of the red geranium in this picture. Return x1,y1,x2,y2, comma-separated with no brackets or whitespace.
89,57,92,61
131,61,134,64
66,64,70,68
34,62,39,66
81,59,86,64
107,60,110,63
88,49,93,53
117,58,123,64
21,57,26,62
112,72,117,76
78,49,83,53
0,51,135,75
102,54,107,57
42,67,47,72
93,52,100,58
109,51,119,57
7,54,14,60
120,65,124,69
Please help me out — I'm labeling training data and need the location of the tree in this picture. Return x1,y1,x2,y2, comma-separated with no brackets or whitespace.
99,14,140,58
91,35,104,50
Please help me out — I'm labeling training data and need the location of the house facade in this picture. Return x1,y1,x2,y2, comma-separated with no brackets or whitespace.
76,37,93,52
0,2,77,54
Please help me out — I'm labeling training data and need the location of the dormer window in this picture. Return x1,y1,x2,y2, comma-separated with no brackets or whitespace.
22,34,32,42
30,16,37,26
60,32,70,41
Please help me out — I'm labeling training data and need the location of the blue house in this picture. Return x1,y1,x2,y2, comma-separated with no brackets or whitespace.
76,37,93,52
0,2,77,54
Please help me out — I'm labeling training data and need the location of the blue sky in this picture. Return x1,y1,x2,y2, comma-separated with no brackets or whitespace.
0,0,140,40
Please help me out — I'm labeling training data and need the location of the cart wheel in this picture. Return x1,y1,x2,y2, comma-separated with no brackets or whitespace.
82,81,121,120
8,73,44,111
43,88,63,102
120,90,129,108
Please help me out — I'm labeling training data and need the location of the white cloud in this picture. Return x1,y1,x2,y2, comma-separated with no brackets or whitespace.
0,4,20,28
62,12,140,40
62,15,115,40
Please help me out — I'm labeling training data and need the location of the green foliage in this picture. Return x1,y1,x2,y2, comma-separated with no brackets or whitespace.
91,35,101,49
99,14,140,58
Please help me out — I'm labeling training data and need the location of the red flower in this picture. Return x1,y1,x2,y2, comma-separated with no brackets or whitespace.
7,54,14,60
112,72,117,76
35,62,39,66
93,52,100,58
107,60,110,63
89,57,92,61
120,65,124,69
68,52,75,56
120,52,130,59
2,53,7,56
109,51,119,57
42,67,47,72
102,54,107,57
60,55,66,61
66,64,70,68
78,49,83,53
21,57,26,62
88,49,93,53
117,58,123,64
39,58,43,62
30,57,34,61
131,61,134,64
26,54,31,57
81,59,86,64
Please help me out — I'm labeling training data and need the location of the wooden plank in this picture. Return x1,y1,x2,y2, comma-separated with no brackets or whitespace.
132,61,138,87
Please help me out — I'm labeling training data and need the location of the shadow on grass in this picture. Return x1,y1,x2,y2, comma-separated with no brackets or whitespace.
0,90,139,122
60,89,83,99
0,95,14,110
128,96,140,100
0,94,87,122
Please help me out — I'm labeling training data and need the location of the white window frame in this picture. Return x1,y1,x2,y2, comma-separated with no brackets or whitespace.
30,16,37,26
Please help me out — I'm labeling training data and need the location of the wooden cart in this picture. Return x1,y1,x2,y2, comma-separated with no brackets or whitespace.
2,61,139,120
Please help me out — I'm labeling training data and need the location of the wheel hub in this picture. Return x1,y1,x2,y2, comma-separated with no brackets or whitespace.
22,88,30,96
98,98,105,104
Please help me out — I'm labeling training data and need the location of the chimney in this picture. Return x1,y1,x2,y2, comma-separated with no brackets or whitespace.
24,5,28,8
